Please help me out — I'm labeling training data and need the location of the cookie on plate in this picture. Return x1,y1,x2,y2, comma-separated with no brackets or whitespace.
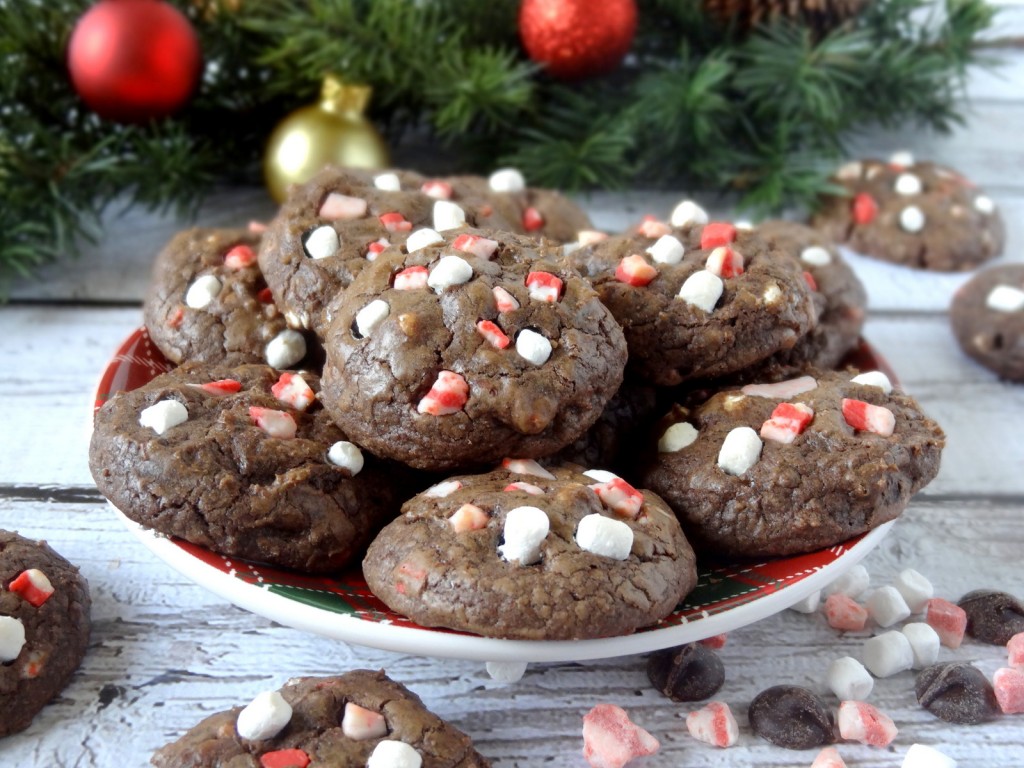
144,228,311,370
562,211,817,385
642,369,945,558
320,229,627,471
810,152,1004,271
951,264,1024,381
363,463,697,640
151,670,490,767
90,362,409,573
1,530,91,737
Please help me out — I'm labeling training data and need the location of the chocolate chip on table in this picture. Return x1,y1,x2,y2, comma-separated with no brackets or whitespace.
915,662,999,725
647,643,725,702
748,685,836,749
958,590,1024,645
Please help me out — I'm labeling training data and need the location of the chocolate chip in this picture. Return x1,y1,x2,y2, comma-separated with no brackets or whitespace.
915,662,999,724
958,590,1024,645
647,643,724,702
748,685,836,749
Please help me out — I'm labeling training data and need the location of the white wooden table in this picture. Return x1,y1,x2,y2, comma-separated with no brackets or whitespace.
5,27,1024,767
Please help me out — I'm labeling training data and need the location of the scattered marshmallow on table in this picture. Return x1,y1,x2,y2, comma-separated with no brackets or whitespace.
902,622,941,669
367,740,422,768
823,564,869,599
902,743,957,768
925,597,968,649
827,657,873,701
894,569,934,613
686,701,739,748
863,630,914,678
236,690,292,741
837,701,898,747
485,661,528,683
866,586,912,627
788,589,821,614
582,703,660,768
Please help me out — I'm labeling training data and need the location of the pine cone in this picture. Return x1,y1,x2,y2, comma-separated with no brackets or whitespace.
704,0,871,36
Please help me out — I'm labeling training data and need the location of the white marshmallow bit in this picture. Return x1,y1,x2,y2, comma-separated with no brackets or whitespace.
427,255,473,292
433,200,466,232
0,616,26,662
185,274,221,309
515,329,552,366
488,168,526,193
866,585,912,627
986,285,1024,313
862,630,914,677
677,270,723,313
236,690,293,741
902,622,941,669
889,150,915,167
498,506,549,565
582,469,618,483
742,375,818,399
800,246,832,266
899,206,926,233
327,441,364,476
763,282,782,305
405,227,444,253
575,514,634,560
670,199,709,227
373,172,402,191
788,589,821,614
836,161,862,180
139,399,188,435
486,660,528,683
304,225,340,260
646,235,685,265
367,740,423,768
423,480,461,498
894,568,934,613
658,422,698,453
265,329,306,370
902,743,957,768
717,427,762,476
974,195,995,214
341,702,387,740
894,173,923,196
355,299,390,338
851,371,893,394
823,564,870,599
827,656,874,701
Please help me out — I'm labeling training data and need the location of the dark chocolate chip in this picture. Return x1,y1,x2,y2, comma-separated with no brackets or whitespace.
748,685,836,749
915,662,999,724
958,590,1024,645
647,643,725,702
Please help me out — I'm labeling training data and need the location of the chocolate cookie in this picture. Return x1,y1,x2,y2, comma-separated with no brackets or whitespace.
363,463,697,640
144,228,311,369
1,530,90,737
90,362,408,573
810,153,1005,271
951,264,1024,381
641,369,945,557
320,229,627,471
152,670,490,767
562,217,817,385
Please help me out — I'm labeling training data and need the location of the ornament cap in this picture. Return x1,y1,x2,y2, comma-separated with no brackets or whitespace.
320,76,372,115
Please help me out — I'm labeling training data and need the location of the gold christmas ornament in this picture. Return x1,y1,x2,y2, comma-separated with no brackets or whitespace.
263,76,390,203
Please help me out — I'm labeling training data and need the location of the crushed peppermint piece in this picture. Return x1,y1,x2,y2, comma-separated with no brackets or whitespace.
379,212,412,233
249,407,297,439
342,702,388,740
824,593,868,631
167,306,185,327
355,299,390,338
993,667,1024,714
837,701,897,747
974,195,996,214
717,426,762,475
582,704,660,768
449,504,488,533
271,373,315,411
201,379,242,396
925,597,967,648
488,167,526,193
304,225,340,259
589,477,644,519
1009,632,1024,669
139,400,188,435
636,217,671,239
427,255,473,292
327,441,364,476
578,229,609,245
700,222,737,249
265,329,306,369
420,179,453,199
433,200,466,232
850,371,893,394
842,399,896,436
800,246,832,266
260,750,310,768
760,402,814,444
803,271,818,291
677,270,723,312
576,514,633,560
452,234,498,259
646,235,684,265
406,228,444,253
476,320,510,349
492,286,520,313
504,481,545,495
393,265,429,291
501,458,554,479
852,193,878,225
373,172,401,191
8,569,54,607
899,206,926,233
894,173,923,196
417,371,469,416
486,660,528,683
319,192,367,220
236,691,292,741
686,701,739,748
366,238,390,260
615,254,657,286
516,329,552,365
522,207,544,232
224,244,257,269
811,747,848,768
498,506,549,565
526,271,563,302
659,422,698,452
367,741,422,768
670,199,709,228
256,288,274,304
742,376,818,399
0,616,26,663
185,274,221,309
986,285,1024,313
423,479,462,497
705,246,744,278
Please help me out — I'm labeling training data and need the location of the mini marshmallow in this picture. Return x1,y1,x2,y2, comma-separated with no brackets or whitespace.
986,285,1024,313
185,274,221,309
373,172,402,191
827,656,874,701
576,514,634,560
139,399,188,435
405,227,444,253
686,701,739,748
974,194,996,214
423,480,462,498
433,200,466,231
902,744,957,768
265,329,307,370
677,270,723,313
850,371,893,395
993,666,1024,714
925,597,967,648
427,255,473,292
836,161,863,180
894,173,923,196
327,441,364,476
341,702,387,740
488,167,526,193
0,616,26,662
894,568,934,613
811,747,848,768
582,703,660,768
837,700,897,747
658,422,698,453
899,206,926,233
788,589,820,614
497,506,549,565
717,426,762,476
866,586,912,627
486,660,528,683
367,740,422,768
862,630,914,677
516,329,552,366
670,199,709,227
646,235,685,265
902,622,940,669
1008,632,1024,669
889,150,915,167
236,690,293,741
800,246,832,266
304,225,340,259
355,299,390,338
823,564,870,599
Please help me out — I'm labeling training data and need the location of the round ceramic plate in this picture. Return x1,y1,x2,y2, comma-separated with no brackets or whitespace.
95,328,898,663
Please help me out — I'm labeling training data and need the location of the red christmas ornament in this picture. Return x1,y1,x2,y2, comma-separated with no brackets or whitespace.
518,0,638,80
67,0,202,123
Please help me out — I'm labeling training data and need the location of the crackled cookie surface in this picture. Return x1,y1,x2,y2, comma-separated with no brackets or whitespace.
152,670,490,768
951,264,1024,381
642,369,945,557
90,363,408,573
320,229,627,471
810,154,1004,271
0,530,90,737
363,463,696,640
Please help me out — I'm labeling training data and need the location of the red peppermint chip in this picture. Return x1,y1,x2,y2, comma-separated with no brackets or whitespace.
837,701,897,747
925,597,967,648
476,320,510,349
492,286,520,313
590,477,644,519
256,287,275,304
614,254,657,287
271,372,315,411
366,238,390,259
9,569,54,607
420,179,453,200
319,193,367,221
417,370,469,416
200,379,242,396
449,503,489,533
249,406,297,439
167,306,185,328
452,234,499,259
223,244,257,270
522,206,544,232
824,593,868,631
699,633,728,650
259,748,310,768
583,703,660,768
852,193,879,225
525,271,563,302
705,246,744,278
393,265,429,291
841,398,895,436
700,222,737,249
760,402,814,444
636,216,671,239
803,271,818,291
379,212,412,233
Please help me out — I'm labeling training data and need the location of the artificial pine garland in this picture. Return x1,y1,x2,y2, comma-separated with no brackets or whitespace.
0,0,996,292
